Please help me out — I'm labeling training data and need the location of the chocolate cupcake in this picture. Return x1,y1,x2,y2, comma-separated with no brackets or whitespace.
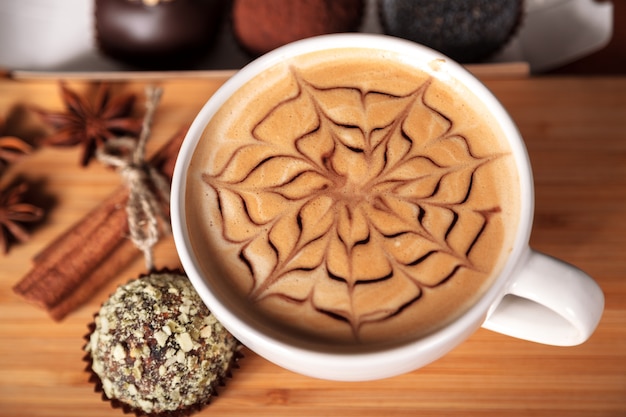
94,0,225,69
84,270,241,416
378,0,524,63
231,0,365,57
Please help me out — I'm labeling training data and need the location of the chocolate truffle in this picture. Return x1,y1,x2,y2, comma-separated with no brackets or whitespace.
231,0,365,56
95,0,224,69
85,271,240,416
378,0,524,63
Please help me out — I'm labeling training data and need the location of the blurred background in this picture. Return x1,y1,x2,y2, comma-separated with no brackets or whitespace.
0,0,622,76
553,0,624,73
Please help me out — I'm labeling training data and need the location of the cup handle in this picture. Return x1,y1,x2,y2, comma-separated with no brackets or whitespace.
481,249,604,346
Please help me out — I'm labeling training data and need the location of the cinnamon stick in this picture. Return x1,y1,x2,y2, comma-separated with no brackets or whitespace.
13,127,187,320
48,238,138,321
14,190,129,308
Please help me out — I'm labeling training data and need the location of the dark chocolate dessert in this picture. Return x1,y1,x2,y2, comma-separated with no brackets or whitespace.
378,0,524,63
231,0,365,56
95,0,224,69
84,271,241,416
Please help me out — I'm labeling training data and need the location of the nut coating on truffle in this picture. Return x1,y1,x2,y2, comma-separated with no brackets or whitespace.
85,272,240,415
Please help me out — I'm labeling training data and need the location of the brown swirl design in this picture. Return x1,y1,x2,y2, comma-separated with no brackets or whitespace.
201,68,504,339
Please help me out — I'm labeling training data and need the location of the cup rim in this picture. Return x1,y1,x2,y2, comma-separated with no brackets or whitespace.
171,33,535,381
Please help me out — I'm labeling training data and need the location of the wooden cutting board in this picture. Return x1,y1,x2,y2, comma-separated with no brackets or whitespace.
1,73,625,417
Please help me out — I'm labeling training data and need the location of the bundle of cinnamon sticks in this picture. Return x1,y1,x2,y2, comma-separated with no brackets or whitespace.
13,128,186,320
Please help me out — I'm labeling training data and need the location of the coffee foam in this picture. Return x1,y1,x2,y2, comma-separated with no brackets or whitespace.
186,48,519,346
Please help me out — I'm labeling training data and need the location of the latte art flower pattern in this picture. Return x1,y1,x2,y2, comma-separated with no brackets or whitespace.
202,69,504,338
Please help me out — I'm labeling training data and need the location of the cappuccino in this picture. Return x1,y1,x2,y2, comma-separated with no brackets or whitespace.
185,48,519,347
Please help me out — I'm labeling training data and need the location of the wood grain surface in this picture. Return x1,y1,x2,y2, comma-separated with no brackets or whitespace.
1,74,625,417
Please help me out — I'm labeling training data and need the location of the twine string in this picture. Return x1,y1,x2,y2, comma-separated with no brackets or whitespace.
96,86,170,270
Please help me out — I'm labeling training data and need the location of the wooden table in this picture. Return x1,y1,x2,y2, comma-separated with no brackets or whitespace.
1,73,625,417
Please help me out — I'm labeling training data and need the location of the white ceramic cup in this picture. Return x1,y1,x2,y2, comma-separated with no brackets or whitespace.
171,33,604,381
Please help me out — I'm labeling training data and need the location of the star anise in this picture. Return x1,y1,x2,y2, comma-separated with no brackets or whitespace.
0,180,44,254
0,116,33,173
36,82,143,166
0,136,32,174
